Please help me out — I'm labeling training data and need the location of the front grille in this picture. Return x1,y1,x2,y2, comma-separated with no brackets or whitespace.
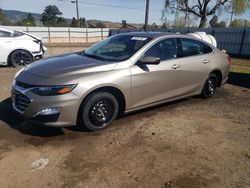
12,90,31,113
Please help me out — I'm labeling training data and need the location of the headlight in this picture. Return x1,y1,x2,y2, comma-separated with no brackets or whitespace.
31,84,77,96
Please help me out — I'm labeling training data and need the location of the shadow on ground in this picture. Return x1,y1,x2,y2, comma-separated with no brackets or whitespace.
228,72,250,89
0,96,187,137
0,97,65,137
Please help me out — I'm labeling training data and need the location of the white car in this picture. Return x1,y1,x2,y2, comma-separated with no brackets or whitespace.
0,27,46,67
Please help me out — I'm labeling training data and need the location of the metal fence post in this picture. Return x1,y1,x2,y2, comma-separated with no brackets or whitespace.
86,28,88,44
101,28,103,40
68,27,71,43
48,27,51,44
239,28,246,56
211,29,215,36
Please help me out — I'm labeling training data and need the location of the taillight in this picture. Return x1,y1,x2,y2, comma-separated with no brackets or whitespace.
227,56,232,65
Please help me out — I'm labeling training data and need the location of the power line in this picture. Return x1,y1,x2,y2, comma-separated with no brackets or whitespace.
58,0,159,13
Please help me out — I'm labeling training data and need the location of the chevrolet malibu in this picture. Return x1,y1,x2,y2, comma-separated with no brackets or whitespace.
12,32,231,130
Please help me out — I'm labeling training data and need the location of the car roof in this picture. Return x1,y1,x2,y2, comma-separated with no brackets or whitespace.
118,32,177,39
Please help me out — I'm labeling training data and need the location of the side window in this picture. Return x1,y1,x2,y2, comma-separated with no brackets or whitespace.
0,30,11,37
180,39,203,57
203,43,213,54
179,38,213,57
144,39,177,61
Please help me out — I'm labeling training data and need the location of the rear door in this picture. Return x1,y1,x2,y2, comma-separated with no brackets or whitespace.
170,37,214,96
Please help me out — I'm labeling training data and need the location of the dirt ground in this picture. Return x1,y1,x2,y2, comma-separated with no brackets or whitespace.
0,47,249,188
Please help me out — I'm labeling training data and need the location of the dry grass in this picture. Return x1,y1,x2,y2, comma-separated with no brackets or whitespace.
231,58,250,74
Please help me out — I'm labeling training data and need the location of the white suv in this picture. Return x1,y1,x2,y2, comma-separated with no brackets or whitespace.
0,27,46,67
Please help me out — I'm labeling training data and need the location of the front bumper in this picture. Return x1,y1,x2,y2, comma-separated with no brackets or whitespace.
11,84,81,127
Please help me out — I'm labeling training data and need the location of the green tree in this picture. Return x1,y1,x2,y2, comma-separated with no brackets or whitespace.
41,5,67,27
96,21,106,28
27,13,36,25
225,0,250,23
56,17,68,27
163,0,250,28
229,19,250,27
121,20,128,29
0,8,11,25
20,13,36,26
79,17,86,27
70,17,78,27
70,17,86,27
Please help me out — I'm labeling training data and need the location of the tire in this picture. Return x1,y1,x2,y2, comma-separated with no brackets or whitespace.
201,73,218,98
78,92,119,131
9,50,33,67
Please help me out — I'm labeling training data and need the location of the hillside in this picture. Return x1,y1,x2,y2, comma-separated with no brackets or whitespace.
3,9,42,22
2,9,125,28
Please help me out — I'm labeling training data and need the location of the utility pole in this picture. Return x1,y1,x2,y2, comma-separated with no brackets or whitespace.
144,0,150,31
230,1,234,24
71,0,80,27
76,0,80,27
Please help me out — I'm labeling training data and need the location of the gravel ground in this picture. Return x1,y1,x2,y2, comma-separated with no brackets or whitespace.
0,47,249,188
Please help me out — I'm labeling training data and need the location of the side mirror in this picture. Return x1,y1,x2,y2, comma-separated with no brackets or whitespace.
139,56,161,65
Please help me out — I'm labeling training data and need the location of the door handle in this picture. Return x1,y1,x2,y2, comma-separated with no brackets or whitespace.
203,59,209,64
171,64,181,69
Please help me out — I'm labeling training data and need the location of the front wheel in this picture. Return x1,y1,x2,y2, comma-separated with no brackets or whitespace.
9,50,33,67
78,92,119,131
201,73,218,98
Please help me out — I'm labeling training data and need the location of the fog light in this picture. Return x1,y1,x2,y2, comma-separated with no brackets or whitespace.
33,107,60,117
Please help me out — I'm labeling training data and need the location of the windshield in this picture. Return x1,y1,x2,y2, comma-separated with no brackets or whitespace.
83,35,152,61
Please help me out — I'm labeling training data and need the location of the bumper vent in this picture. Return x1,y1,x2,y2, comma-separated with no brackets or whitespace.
13,90,31,113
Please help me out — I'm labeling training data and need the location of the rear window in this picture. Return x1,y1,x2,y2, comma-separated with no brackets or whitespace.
0,30,11,37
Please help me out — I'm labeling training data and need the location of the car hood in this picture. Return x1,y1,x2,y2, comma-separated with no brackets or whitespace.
24,53,117,78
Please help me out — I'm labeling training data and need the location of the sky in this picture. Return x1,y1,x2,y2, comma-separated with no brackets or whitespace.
0,0,250,25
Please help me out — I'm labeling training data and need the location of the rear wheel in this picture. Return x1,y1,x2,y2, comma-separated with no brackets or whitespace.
9,50,33,67
201,73,218,98
78,92,119,131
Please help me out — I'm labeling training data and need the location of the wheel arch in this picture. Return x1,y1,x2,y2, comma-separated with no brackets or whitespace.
79,86,126,117
210,69,223,87
7,48,34,65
